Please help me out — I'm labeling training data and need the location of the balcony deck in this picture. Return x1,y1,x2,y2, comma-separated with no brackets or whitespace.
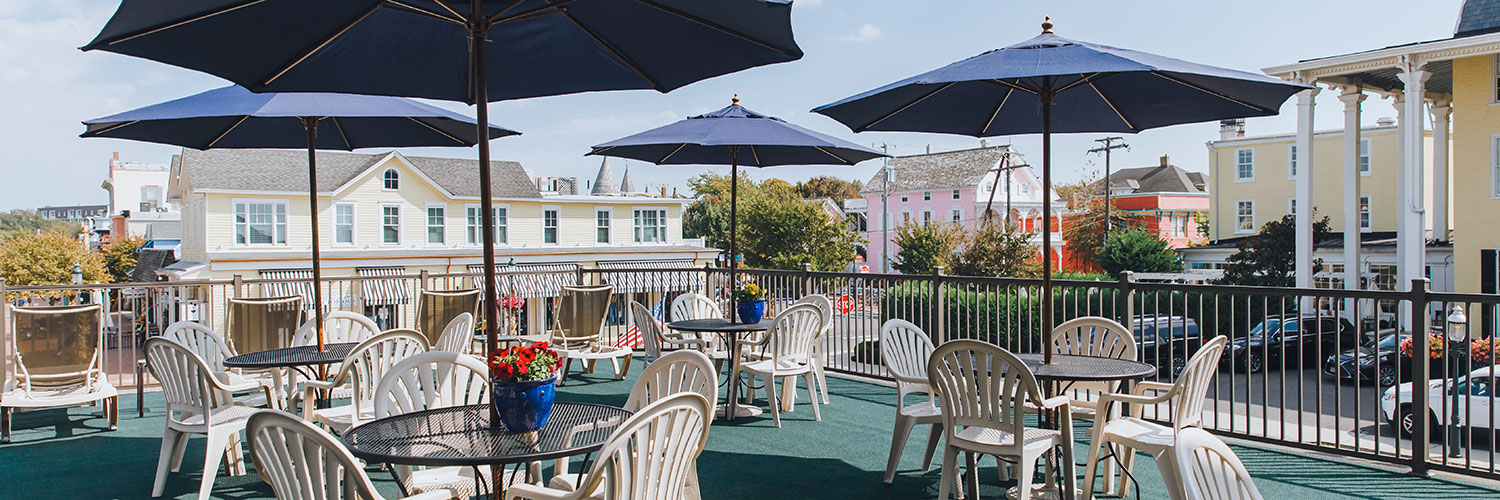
2,358,1497,500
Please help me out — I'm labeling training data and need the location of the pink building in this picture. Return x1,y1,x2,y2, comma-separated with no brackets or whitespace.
852,146,1067,274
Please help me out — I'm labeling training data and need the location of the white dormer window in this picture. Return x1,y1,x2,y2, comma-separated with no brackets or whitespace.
1019,181,1029,194
383,168,400,190
923,191,931,201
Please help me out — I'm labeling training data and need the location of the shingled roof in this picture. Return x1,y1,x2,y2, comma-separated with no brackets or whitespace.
1102,162,1208,195
177,148,541,198
1457,0,1500,38
860,146,1015,193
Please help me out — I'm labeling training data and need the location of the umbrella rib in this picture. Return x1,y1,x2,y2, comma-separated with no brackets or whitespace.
382,0,465,24
263,4,385,87
490,0,576,24
749,145,762,166
983,79,1038,95
1083,77,1136,131
1150,71,1275,113
101,0,267,46
634,0,798,56
1054,72,1103,94
486,0,527,22
858,82,956,132
206,116,250,149
814,146,851,165
555,9,659,88
84,121,141,137
589,146,616,156
658,144,688,164
407,117,468,145
979,87,1014,136
330,117,353,150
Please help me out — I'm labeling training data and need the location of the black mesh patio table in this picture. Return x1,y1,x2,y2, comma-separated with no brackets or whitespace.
341,403,632,468
223,342,360,371
667,318,774,420
1014,353,1156,382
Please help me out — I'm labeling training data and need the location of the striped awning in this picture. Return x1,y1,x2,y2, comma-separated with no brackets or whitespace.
598,260,702,294
258,269,315,309
468,263,578,298
359,267,410,306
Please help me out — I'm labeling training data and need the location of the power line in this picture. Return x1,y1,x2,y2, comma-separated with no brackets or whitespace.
1087,137,1129,244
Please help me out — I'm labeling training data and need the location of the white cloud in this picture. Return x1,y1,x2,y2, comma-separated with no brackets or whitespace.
842,24,882,42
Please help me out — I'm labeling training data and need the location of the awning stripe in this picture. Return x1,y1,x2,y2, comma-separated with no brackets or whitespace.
468,263,578,298
597,260,702,294
259,269,315,309
359,266,410,306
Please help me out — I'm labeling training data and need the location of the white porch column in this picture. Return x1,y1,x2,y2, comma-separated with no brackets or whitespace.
1430,101,1451,242
1294,85,1320,290
1395,64,1428,297
1338,88,1366,297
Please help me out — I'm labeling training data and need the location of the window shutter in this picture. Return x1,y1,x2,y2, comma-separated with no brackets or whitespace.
1482,249,1498,295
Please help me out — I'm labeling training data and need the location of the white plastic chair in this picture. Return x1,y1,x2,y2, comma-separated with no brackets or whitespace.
507,393,712,500
928,340,1075,500
303,329,428,433
158,321,280,409
372,351,500,498
792,294,834,406
1082,336,1228,500
733,303,823,428
246,409,452,500
633,301,705,361
669,293,730,362
432,312,476,354
1173,428,1264,500
2,304,119,442
292,311,380,347
879,319,942,484
143,337,265,498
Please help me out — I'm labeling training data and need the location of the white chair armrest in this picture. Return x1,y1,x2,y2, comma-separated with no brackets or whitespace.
1037,395,1071,410
1132,381,1175,395
506,482,583,500
663,338,706,350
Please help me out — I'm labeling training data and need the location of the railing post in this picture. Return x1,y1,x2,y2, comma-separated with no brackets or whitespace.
232,274,244,299
1117,271,1136,327
575,266,586,287
1409,277,1431,477
419,269,430,291
1,277,9,393
933,266,946,344
800,263,813,298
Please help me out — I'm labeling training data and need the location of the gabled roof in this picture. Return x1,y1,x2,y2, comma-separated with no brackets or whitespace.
860,146,1017,193
1102,164,1208,195
176,148,541,198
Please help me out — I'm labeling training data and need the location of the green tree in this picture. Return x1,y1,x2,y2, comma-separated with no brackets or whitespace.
949,222,1042,278
0,209,76,240
794,176,863,202
99,235,147,283
892,222,961,274
0,233,107,296
1219,212,1332,287
1097,226,1179,275
684,173,862,271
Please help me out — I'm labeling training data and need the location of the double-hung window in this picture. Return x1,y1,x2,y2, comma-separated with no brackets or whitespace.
1493,135,1500,197
952,189,961,200
426,204,445,244
1235,200,1254,233
1236,148,1254,181
951,208,962,224
1359,139,1371,174
596,208,612,244
633,208,668,243
1287,145,1297,178
1359,196,1372,231
922,210,932,226
542,209,559,244
333,203,355,245
465,205,508,245
234,201,287,245
923,191,931,201
381,205,400,244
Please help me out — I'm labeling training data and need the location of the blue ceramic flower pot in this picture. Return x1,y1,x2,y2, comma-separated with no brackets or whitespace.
737,300,765,324
491,375,556,433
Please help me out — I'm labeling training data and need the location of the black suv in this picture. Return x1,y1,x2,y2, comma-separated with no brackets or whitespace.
1132,316,1206,377
1226,315,1359,373
1324,331,1410,386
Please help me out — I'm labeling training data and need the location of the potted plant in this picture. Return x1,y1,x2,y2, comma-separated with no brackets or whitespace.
488,342,561,432
498,292,524,336
732,282,767,324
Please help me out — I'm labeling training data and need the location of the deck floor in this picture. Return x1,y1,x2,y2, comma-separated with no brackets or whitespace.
2,358,1497,500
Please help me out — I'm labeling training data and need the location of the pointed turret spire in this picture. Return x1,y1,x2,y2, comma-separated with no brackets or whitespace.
591,158,619,195
619,165,636,193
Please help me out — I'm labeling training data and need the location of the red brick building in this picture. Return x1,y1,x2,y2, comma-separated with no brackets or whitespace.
1103,156,1210,249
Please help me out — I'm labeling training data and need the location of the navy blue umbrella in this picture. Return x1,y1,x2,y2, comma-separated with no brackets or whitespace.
590,97,885,316
814,19,1311,361
83,0,802,350
83,85,518,350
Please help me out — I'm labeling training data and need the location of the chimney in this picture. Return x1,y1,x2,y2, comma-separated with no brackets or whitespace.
660,186,667,197
979,139,990,148
1218,119,1245,140
672,187,679,198
1159,155,1170,167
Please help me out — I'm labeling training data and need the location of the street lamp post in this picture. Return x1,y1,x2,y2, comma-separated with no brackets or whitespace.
1446,304,1468,458
69,263,82,305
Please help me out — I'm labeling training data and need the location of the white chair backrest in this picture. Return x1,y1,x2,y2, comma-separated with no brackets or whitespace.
143,337,221,422
247,409,385,500
763,303,822,364
1175,428,1265,500
670,293,721,322
793,294,834,337
575,393,711,500
880,319,936,401
336,330,429,413
293,311,379,347
631,302,668,359
927,340,1046,453
161,321,235,372
625,350,718,412
432,312,475,354
1052,316,1137,360
1171,336,1228,430
372,351,490,418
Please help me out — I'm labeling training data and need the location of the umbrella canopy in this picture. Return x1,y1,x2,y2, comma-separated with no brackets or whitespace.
813,19,1310,362
82,85,517,351
591,97,885,320
83,0,803,358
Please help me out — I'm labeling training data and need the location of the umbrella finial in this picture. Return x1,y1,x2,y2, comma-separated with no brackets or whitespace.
732,93,740,106
1041,17,1053,34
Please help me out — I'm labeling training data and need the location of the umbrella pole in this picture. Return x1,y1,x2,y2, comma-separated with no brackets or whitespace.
1040,89,1054,365
469,0,500,362
728,146,740,322
302,117,327,353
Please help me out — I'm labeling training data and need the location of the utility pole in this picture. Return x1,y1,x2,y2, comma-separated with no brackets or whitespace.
1088,136,1129,244
878,143,892,273
982,149,1027,227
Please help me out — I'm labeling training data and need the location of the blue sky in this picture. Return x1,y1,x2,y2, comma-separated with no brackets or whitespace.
0,0,1465,209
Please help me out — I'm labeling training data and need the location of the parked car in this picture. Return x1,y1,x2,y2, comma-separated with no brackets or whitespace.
1131,316,1205,377
1225,315,1359,373
1382,366,1497,437
1323,331,1410,386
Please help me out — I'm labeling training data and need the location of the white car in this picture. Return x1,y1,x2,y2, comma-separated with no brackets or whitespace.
1381,366,1496,436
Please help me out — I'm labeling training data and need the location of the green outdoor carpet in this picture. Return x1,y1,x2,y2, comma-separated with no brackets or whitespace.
2,358,1496,499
